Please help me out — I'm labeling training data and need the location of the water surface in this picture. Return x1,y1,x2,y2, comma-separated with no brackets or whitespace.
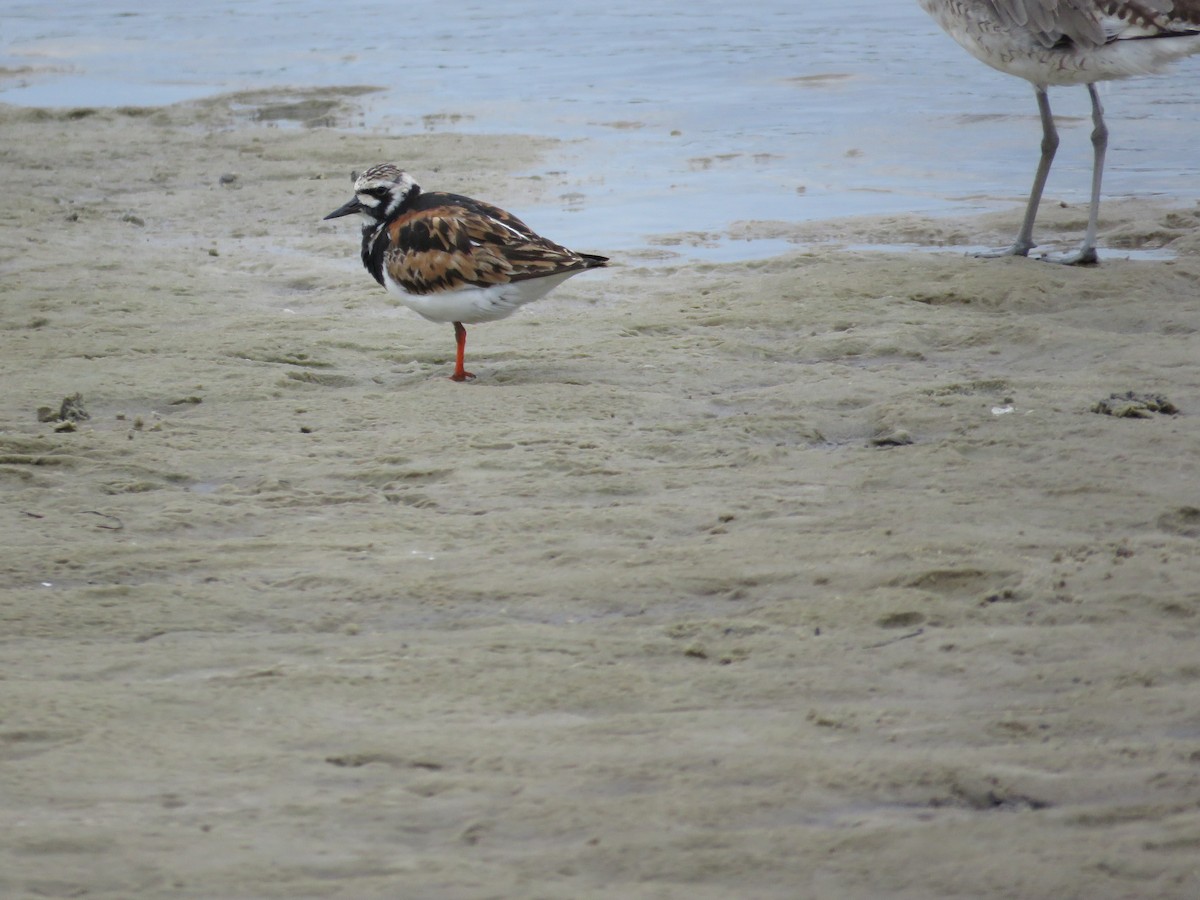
4,1,1198,258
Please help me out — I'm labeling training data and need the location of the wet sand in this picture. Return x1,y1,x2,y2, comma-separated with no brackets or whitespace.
3,89,1200,899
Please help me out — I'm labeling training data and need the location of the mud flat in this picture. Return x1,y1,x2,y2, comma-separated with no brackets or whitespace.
2,90,1200,899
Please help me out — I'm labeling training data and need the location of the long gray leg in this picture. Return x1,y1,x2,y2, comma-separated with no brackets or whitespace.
1046,82,1104,264
977,85,1057,258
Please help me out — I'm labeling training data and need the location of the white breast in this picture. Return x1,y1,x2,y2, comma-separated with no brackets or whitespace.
380,268,584,324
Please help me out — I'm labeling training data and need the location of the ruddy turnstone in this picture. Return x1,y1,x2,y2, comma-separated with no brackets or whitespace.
324,164,608,381
919,0,1200,264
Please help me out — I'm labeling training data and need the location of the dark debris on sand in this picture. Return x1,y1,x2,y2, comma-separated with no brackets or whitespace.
1092,392,1179,418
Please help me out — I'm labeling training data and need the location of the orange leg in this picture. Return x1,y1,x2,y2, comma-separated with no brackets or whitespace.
450,322,475,382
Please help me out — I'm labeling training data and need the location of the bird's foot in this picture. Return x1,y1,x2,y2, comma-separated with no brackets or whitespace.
449,370,476,383
970,240,1098,266
1034,246,1099,266
971,241,1033,260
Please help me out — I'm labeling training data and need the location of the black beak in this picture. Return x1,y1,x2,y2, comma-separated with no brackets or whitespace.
324,197,364,220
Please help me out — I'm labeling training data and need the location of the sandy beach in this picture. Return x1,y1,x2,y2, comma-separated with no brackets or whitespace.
2,88,1200,899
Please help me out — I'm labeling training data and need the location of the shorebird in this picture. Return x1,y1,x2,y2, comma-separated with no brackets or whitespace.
325,164,608,381
918,1,1200,263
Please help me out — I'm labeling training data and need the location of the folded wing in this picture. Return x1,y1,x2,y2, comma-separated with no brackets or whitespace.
385,195,599,295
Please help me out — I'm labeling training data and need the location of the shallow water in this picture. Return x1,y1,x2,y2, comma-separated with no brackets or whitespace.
4,0,1199,258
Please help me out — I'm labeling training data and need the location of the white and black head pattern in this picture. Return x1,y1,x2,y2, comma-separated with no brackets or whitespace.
325,165,425,285
325,164,421,226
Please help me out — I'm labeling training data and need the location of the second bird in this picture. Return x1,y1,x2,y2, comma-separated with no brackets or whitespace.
919,0,1200,264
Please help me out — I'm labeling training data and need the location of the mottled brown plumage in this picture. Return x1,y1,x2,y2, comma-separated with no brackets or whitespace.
383,200,599,295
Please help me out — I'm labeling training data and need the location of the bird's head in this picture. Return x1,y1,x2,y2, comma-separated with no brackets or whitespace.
324,164,421,225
